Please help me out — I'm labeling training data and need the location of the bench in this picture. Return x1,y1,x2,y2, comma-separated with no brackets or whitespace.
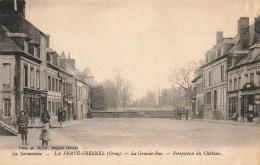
228,113,238,121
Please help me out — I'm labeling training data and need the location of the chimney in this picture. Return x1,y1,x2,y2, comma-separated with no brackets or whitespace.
0,0,15,16
16,0,26,17
67,52,75,69
46,34,50,48
216,31,223,45
205,52,209,63
238,17,249,49
254,15,260,43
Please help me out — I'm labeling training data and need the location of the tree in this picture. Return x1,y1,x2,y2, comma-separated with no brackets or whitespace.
113,70,122,111
104,80,116,110
103,69,135,110
90,85,105,111
159,87,186,110
138,90,157,110
119,79,134,109
169,61,200,109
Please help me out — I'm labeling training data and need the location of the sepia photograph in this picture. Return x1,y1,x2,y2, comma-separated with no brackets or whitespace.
0,0,260,164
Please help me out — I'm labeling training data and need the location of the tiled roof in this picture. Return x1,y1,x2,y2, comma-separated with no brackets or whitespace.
235,51,260,66
226,35,239,54
221,38,234,44
1,12,47,45
249,41,260,49
0,26,21,52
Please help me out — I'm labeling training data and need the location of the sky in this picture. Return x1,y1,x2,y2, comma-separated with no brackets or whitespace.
24,0,260,98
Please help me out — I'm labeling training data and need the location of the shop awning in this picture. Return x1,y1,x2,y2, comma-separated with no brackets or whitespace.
241,89,260,96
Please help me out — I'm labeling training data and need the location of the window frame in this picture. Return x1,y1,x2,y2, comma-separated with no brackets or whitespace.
36,69,40,89
2,63,11,85
30,67,35,88
3,98,11,117
24,64,28,87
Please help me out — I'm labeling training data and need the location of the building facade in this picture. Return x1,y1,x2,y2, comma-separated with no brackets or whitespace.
227,42,260,122
193,16,260,121
202,35,229,120
0,0,92,126
192,67,204,118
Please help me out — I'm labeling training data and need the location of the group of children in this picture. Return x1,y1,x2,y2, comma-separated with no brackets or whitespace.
17,109,59,146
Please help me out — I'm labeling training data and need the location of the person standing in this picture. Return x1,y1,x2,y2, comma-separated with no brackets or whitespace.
41,110,51,127
39,124,50,146
17,110,29,145
58,108,63,126
62,108,66,122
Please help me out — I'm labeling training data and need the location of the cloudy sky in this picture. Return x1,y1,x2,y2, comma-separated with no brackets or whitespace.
24,0,259,98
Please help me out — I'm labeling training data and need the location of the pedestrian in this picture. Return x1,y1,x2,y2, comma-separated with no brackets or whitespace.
17,110,29,145
41,110,51,128
58,108,63,126
39,124,50,146
62,109,66,122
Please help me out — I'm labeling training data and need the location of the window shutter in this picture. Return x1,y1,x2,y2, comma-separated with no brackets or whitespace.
3,64,11,85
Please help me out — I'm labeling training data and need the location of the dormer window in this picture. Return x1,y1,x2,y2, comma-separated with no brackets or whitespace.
34,46,38,57
24,41,28,53
53,55,58,66
28,42,39,58
47,52,51,62
216,48,221,57
29,44,34,56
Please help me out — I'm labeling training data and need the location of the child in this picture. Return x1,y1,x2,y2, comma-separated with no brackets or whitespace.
39,124,50,146
17,110,29,145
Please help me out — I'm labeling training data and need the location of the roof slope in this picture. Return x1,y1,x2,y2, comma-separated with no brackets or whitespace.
0,26,21,52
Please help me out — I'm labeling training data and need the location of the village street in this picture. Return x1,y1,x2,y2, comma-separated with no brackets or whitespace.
1,118,260,165
1,118,260,149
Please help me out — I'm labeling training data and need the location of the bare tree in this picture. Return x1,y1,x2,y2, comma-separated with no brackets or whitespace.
119,79,134,109
159,86,186,110
103,69,134,111
104,80,116,110
138,90,157,110
113,70,122,111
169,61,200,108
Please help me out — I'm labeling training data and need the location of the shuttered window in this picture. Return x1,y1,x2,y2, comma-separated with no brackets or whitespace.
3,64,11,85
3,99,11,117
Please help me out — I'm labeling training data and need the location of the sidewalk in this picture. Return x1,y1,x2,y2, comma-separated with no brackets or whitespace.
0,127,83,150
0,119,87,150
194,118,260,127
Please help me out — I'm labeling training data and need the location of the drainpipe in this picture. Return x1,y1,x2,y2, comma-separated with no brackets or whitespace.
75,79,78,120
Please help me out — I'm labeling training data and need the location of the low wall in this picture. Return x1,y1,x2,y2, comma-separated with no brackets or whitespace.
92,110,176,118
92,111,141,118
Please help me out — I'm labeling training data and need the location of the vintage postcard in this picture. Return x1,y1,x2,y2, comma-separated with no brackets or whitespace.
0,0,260,164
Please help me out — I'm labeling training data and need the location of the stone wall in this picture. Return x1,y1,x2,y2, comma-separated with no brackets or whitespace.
92,110,176,118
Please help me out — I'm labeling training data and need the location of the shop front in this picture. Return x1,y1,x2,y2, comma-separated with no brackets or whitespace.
228,92,239,120
63,96,73,120
23,88,47,125
240,84,260,122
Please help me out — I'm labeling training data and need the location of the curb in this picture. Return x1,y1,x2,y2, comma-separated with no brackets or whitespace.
193,119,260,127
28,126,62,129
